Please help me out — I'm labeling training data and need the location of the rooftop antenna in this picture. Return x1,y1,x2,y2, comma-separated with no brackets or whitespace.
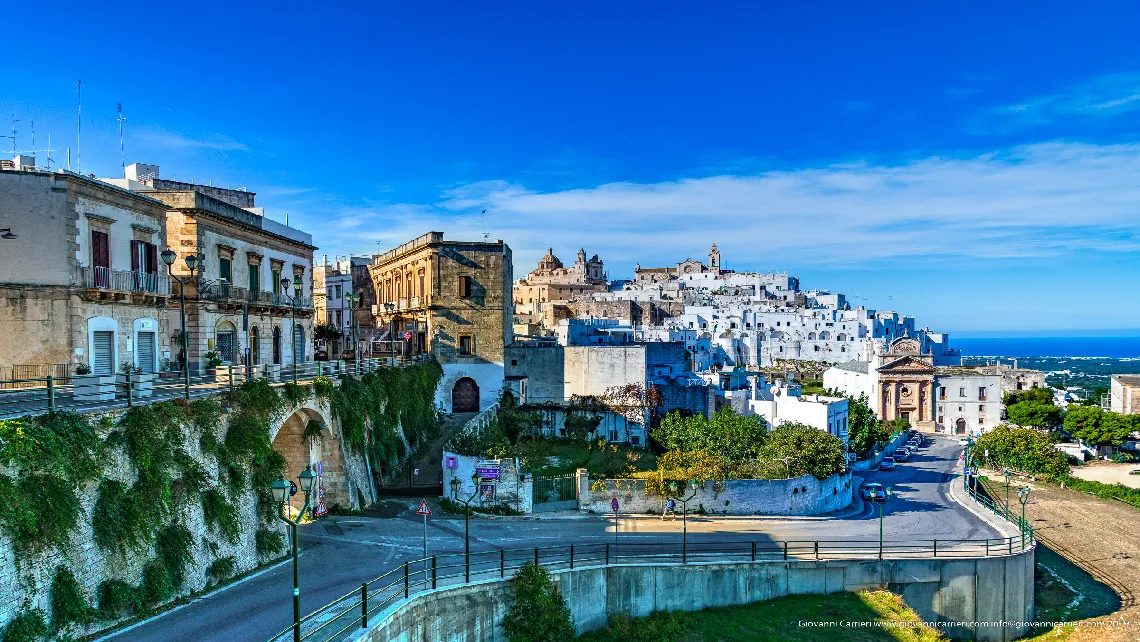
76,80,82,174
5,116,19,154
116,103,127,171
481,209,490,241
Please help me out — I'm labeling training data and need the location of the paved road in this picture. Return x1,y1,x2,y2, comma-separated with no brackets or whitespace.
104,434,997,642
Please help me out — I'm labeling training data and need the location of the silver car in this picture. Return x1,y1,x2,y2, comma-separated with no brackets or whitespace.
861,482,887,501
880,457,896,471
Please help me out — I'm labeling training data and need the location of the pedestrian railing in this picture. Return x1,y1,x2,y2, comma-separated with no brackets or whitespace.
0,355,432,419
268,534,1034,642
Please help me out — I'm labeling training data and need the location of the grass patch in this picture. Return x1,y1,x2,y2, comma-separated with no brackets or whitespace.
578,590,946,642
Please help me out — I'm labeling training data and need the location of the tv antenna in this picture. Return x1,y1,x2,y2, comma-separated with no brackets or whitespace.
116,103,128,170
4,116,19,154
481,209,490,241
76,80,82,173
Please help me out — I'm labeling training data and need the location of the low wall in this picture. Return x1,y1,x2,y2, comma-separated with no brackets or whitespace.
354,548,1035,642
580,471,854,516
443,451,533,514
851,430,910,471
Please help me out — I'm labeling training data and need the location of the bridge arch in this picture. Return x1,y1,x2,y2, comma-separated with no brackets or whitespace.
269,400,358,512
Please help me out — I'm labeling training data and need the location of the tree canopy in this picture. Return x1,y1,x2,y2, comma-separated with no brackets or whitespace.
972,425,1070,477
758,423,848,479
652,409,767,461
1006,401,1063,429
1002,387,1054,407
1063,406,1139,446
845,394,888,455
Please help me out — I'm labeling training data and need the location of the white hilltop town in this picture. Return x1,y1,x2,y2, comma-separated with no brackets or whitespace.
509,242,1046,439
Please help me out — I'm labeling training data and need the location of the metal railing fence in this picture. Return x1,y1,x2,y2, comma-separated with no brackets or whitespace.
0,355,433,419
268,533,1034,642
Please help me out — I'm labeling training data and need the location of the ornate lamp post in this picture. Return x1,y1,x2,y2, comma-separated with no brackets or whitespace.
1017,486,1032,549
872,485,894,560
450,474,481,582
668,479,700,563
345,292,361,375
160,249,200,399
1003,469,1014,517
271,465,317,642
281,275,303,383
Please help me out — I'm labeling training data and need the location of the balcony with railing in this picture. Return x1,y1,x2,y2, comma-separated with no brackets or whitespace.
198,281,312,309
78,267,171,296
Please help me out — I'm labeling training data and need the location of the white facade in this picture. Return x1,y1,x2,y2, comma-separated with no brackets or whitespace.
934,373,1003,436
738,378,850,445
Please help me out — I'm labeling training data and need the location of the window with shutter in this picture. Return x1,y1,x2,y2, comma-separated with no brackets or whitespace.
92,331,114,375
293,327,305,363
219,257,232,283
249,264,260,295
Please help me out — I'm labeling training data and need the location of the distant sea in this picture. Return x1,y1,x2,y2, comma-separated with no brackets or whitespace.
954,336,1140,359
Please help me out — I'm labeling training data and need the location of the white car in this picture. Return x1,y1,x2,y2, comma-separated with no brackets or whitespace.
958,438,970,446
879,457,896,471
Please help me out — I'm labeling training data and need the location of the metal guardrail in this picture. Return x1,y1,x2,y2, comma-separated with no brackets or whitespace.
269,534,1034,642
0,355,432,419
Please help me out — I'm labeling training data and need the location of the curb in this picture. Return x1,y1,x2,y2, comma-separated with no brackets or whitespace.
946,465,1020,539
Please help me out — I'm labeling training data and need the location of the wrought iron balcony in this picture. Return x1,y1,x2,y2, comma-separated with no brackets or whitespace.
79,267,171,295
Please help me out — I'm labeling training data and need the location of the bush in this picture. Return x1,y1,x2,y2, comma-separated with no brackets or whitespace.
256,528,287,558
1056,475,1140,508
140,560,175,606
2,606,48,642
155,524,195,588
50,566,95,629
98,580,142,620
579,611,688,642
207,556,237,585
202,488,241,544
502,562,576,642
0,472,83,552
973,425,1071,477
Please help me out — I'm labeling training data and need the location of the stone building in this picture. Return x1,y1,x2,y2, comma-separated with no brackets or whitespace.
975,361,1047,395
1111,375,1140,415
513,247,607,329
368,232,512,413
0,166,173,377
100,163,316,372
314,255,373,358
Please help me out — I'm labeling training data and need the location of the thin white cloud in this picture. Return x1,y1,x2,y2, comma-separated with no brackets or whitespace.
134,127,249,151
297,141,1140,274
995,72,1140,124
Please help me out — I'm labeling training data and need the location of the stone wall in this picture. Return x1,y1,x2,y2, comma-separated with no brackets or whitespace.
443,450,533,514
580,471,854,516
355,548,1036,642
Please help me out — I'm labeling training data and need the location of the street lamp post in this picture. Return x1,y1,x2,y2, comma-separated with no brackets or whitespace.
270,466,317,642
873,486,894,560
1003,469,1013,517
345,293,361,375
281,275,302,383
1017,486,1032,549
669,479,700,564
160,249,200,399
450,475,481,582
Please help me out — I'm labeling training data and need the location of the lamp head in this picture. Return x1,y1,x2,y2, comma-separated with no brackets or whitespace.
270,477,290,505
281,277,292,293
449,477,461,497
160,248,177,266
185,253,200,272
298,465,317,494
690,479,699,492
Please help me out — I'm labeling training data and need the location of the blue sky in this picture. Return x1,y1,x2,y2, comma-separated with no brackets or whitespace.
3,2,1140,334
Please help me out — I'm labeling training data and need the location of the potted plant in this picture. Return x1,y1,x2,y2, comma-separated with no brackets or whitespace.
73,361,116,401
117,362,155,398
204,351,223,382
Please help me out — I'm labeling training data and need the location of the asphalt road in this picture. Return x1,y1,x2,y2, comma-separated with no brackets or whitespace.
103,434,997,642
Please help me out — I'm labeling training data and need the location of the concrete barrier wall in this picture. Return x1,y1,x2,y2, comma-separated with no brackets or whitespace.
580,471,854,516
851,430,911,471
354,547,1035,642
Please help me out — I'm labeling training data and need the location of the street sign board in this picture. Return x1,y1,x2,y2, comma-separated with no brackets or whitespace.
476,460,501,479
416,499,432,516
445,456,458,469
964,467,973,476
288,481,298,497
611,497,619,513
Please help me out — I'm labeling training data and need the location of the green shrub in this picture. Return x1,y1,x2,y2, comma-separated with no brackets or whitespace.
140,560,175,605
50,566,95,629
92,479,147,554
97,580,142,620
2,606,48,642
202,488,241,544
207,556,237,585
579,611,688,642
1056,475,1140,509
502,562,575,642
974,425,1071,477
0,472,82,552
155,524,195,588
256,528,287,558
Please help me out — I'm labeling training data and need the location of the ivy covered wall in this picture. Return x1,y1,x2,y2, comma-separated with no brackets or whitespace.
0,360,443,641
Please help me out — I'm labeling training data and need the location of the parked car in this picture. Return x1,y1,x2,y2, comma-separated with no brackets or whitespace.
861,482,887,502
879,457,896,471
907,439,922,450
894,450,911,461
958,437,971,446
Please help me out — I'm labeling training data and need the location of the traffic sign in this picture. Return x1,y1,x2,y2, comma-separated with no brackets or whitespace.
288,481,298,497
416,499,432,516
611,497,619,513
964,467,973,476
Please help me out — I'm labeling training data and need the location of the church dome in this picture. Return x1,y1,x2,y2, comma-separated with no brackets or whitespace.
538,248,563,270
